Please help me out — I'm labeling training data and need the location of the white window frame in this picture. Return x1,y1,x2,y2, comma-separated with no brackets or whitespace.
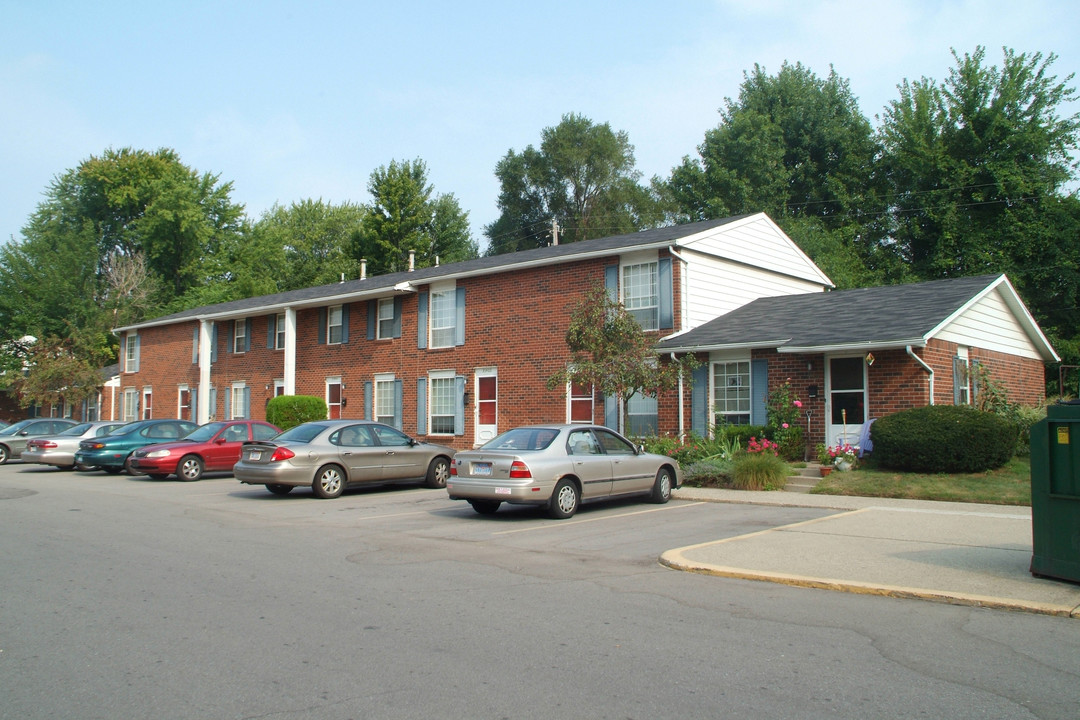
377,298,395,340
712,360,751,426
622,261,659,331
626,392,658,436
123,388,138,422
234,319,247,353
327,305,343,345
374,373,396,425
125,333,138,372
956,347,971,406
429,286,455,349
178,384,190,420
142,386,153,420
567,379,595,424
428,370,456,435
275,313,286,350
273,378,285,397
326,376,342,419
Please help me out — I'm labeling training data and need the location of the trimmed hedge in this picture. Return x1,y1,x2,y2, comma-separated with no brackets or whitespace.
870,405,1019,473
266,395,328,431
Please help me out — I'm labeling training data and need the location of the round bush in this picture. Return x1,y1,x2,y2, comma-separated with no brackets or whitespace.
266,395,328,431
870,405,1019,473
731,452,788,491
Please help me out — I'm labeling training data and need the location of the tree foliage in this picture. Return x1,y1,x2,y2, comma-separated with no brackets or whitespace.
486,113,662,255
250,199,363,291
546,284,697,429
355,159,478,275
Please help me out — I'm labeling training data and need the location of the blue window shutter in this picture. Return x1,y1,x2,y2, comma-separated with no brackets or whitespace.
416,378,427,434
210,323,218,363
658,257,673,329
341,304,350,344
953,356,963,405
751,359,768,426
243,387,251,418
455,288,466,346
393,379,403,429
120,336,127,370
417,292,428,349
245,319,253,352
191,391,198,422
193,326,199,363
227,322,234,354
971,360,981,406
267,314,276,348
363,381,372,421
367,301,376,340
318,308,327,345
604,394,618,430
224,389,231,419
209,387,217,419
133,335,140,372
691,364,708,436
393,297,402,338
454,376,465,434
604,265,618,303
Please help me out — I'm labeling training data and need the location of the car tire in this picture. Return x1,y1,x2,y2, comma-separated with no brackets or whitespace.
424,456,450,488
548,479,580,519
75,464,96,472
103,466,124,475
312,464,346,499
148,473,169,480
265,484,293,496
651,467,673,504
0,445,9,464
58,464,76,471
179,455,204,482
469,500,501,515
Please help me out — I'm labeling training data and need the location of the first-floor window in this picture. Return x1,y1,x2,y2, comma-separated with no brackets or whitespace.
429,374,456,435
626,392,658,436
123,388,138,422
85,393,99,422
375,374,396,426
230,384,249,419
568,380,594,423
713,360,750,425
273,379,285,397
954,349,971,405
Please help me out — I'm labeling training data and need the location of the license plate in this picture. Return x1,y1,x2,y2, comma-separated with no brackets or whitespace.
471,462,492,476
248,451,262,461
495,487,511,495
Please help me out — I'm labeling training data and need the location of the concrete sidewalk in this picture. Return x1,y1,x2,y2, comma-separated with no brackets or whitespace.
666,487,1080,618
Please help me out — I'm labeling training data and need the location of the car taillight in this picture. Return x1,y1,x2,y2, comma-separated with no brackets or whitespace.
509,460,532,478
450,460,458,476
30,440,56,449
269,447,295,462
86,442,106,450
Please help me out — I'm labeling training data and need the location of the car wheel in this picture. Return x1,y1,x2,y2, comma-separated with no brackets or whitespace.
75,464,96,472
0,445,9,464
58,464,76,471
148,473,169,480
265,484,293,496
179,455,204,482
312,464,345,499
548,479,580,519
469,500,501,515
103,466,124,475
424,456,451,488
651,467,673,504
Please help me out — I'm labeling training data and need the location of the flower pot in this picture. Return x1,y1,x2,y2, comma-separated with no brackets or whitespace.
835,459,853,472
819,466,833,477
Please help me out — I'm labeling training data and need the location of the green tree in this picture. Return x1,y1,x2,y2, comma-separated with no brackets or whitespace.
13,332,112,410
355,159,478,276
250,200,363,291
546,284,697,431
486,113,662,255
666,63,886,286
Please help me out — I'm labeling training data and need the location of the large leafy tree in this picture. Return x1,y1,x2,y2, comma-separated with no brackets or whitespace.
486,113,662,255
877,47,1080,376
249,199,363,291
666,63,886,286
354,159,477,276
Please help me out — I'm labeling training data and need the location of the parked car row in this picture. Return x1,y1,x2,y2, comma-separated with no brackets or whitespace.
13,418,682,519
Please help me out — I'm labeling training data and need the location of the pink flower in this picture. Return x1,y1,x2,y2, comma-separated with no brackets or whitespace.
782,423,789,429
793,400,802,408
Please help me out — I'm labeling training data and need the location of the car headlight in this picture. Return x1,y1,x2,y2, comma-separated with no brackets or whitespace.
145,449,172,458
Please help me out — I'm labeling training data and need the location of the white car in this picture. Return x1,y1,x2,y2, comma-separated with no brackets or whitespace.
22,421,128,470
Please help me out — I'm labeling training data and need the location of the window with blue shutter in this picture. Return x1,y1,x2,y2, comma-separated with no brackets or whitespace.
454,376,465,434
750,359,768,426
691,364,708,436
416,378,427,434
455,288,466,346
417,292,428,349
658,257,673,329
364,381,373,420
210,323,218,363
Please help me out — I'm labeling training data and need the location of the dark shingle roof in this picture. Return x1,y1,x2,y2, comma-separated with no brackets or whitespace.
659,274,1005,351
126,215,751,330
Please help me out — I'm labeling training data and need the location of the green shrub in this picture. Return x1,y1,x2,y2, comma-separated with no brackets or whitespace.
638,433,738,465
731,452,788,491
871,405,1019,473
716,424,766,447
1002,403,1046,457
266,395,328,431
683,458,735,487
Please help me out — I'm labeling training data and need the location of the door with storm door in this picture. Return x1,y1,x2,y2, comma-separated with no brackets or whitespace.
475,369,497,447
827,356,867,448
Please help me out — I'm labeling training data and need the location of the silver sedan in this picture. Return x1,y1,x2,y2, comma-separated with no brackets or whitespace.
234,420,455,499
22,421,128,470
446,424,682,518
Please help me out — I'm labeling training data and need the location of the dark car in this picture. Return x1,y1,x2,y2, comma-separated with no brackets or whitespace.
74,419,199,474
233,420,455,498
129,420,281,481
0,418,80,464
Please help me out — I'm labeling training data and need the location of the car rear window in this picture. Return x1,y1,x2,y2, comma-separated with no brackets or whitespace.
482,428,559,451
274,423,328,443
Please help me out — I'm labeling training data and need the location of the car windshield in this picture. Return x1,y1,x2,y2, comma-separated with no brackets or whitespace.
182,422,226,442
273,423,329,444
0,420,34,436
482,427,559,452
58,423,94,436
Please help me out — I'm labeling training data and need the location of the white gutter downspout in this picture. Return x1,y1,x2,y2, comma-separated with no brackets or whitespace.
672,353,685,440
906,345,935,405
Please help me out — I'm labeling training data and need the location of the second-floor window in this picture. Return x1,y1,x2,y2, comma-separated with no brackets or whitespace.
234,319,247,353
275,313,285,349
327,305,343,344
623,262,658,330
377,298,395,340
430,289,455,348
124,333,139,373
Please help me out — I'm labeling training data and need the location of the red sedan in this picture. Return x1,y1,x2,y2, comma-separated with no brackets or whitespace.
129,420,281,481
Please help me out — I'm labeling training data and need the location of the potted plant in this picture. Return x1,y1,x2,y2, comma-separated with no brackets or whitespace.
828,443,860,471
815,443,833,476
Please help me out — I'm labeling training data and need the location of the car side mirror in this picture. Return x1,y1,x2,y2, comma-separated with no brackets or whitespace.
409,438,419,446
637,444,645,455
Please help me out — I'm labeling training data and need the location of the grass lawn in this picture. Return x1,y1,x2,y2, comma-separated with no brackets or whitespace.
811,456,1032,505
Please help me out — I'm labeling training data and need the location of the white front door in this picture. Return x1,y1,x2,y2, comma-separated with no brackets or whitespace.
474,368,497,446
827,356,867,448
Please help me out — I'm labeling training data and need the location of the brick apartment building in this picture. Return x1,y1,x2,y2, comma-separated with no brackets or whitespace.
96,212,1055,451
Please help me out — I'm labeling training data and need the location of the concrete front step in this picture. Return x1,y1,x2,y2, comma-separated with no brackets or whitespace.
784,463,827,493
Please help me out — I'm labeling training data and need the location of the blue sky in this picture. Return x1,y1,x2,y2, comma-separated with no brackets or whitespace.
2,0,1078,250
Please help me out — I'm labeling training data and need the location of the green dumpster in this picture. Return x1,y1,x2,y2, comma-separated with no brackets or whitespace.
1030,401,1080,583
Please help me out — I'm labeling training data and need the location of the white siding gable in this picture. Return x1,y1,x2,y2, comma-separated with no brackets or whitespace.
936,288,1043,360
